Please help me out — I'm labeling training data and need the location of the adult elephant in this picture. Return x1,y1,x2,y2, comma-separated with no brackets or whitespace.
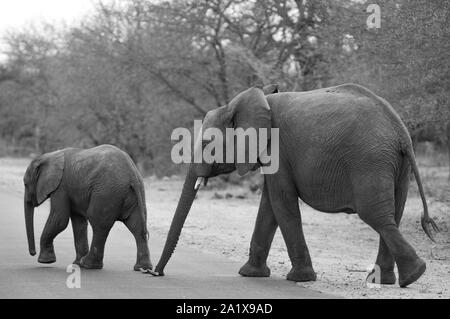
152,84,439,287
23,144,152,271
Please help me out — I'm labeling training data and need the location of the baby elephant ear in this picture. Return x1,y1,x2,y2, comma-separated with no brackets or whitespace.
36,150,65,205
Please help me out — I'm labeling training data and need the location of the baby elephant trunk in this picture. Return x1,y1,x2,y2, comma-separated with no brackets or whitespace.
24,194,36,256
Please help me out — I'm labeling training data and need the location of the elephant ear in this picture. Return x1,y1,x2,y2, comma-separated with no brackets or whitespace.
229,87,272,176
35,150,65,205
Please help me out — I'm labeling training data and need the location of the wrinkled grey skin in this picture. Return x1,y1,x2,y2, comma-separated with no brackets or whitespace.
153,83,439,288
23,144,152,271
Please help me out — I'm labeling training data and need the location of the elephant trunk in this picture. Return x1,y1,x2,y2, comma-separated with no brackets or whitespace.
24,194,36,256
154,165,198,275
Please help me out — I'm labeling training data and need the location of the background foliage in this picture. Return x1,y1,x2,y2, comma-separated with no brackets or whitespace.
0,0,448,176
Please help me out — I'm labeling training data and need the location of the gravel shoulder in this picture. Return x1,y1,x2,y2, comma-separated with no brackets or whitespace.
1,157,449,299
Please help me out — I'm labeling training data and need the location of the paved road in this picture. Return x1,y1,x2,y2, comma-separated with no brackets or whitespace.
0,190,335,299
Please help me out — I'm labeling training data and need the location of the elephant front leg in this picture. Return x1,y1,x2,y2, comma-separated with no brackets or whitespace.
38,193,70,264
239,180,278,278
79,224,112,270
71,214,89,265
79,201,116,270
266,175,316,282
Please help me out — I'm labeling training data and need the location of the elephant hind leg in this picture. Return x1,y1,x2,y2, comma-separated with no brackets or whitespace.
355,177,424,288
371,238,396,285
123,210,152,272
370,168,410,285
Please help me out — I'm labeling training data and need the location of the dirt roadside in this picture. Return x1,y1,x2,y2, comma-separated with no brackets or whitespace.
1,157,449,299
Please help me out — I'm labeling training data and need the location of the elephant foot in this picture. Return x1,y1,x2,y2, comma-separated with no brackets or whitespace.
151,266,165,276
366,267,396,285
398,258,426,288
73,249,89,266
38,249,56,264
238,261,270,277
79,256,103,270
286,266,316,282
72,257,84,266
134,261,153,272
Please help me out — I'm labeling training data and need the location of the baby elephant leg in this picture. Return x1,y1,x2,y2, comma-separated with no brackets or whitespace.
71,213,89,265
38,192,70,264
79,201,114,269
124,211,152,272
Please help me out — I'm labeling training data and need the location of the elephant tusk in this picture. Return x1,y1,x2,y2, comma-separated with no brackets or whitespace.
194,177,205,190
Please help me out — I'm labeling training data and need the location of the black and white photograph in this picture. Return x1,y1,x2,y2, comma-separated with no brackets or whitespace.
0,0,449,304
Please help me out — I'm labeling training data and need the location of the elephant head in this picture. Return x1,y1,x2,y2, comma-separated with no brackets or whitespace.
23,150,65,256
153,85,278,275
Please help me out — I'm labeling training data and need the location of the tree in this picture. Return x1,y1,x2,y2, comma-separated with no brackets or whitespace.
1,0,447,175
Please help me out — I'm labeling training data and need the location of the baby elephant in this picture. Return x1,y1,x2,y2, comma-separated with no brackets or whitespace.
23,144,152,271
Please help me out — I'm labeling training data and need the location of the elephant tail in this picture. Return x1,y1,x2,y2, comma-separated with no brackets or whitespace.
404,146,440,242
131,182,149,241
